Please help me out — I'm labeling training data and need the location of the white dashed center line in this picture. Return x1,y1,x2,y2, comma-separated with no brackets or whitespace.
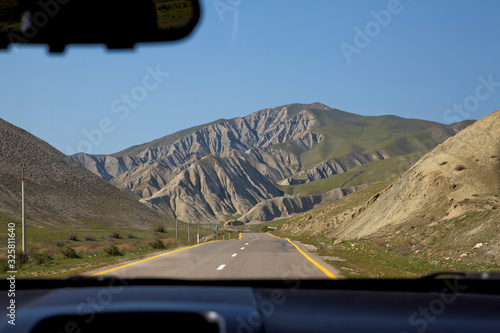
245,243,249,245
217,264,226,271
241,247,245,250
232,253,237,257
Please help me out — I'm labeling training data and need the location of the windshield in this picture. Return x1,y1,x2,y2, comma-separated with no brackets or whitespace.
0,0,499,281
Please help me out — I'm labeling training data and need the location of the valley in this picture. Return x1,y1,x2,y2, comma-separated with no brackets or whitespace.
1,103,499,279
71,103,473,225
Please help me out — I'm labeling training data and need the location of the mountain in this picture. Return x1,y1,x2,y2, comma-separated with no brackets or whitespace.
231,186,364,225
140,155,283,223
0,118,167,229
281,110,500,261
277,150,393,185
337,110,500,239
72,103,474,223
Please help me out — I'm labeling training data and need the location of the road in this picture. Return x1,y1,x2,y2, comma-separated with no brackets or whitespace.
89,233,340,279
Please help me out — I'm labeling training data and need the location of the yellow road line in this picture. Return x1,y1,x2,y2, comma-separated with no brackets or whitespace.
285,238,338,280
266,232,338,280
239,232,242,240
88,240,220,277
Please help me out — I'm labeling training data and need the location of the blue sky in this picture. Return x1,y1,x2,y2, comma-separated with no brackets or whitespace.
1,0,499,155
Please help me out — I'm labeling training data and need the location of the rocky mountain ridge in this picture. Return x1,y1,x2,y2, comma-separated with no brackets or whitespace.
71,103,474,224
140,155,284,223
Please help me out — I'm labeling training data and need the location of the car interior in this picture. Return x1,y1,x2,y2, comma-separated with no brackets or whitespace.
1,1,499,332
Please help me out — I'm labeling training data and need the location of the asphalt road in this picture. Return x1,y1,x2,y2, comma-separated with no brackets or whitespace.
89,233,340,279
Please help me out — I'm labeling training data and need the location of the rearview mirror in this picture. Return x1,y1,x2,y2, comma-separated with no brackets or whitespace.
0,0,200,52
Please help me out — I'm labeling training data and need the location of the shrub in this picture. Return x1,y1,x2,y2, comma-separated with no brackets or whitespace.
68,234,78,241
30,253,54,265
18,251,30,265
104,245,122,256
154,225,166,233
0,259,9,272
109,231,121,239
455,164,467,171
60,247,80,259
127,234,137,239
149,238,165,249
85,235,95,241
55,241,65,247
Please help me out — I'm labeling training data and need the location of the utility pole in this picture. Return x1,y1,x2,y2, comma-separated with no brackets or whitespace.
16,165,30,253
175,218,178,241
197,221,200,244
188,223,190,243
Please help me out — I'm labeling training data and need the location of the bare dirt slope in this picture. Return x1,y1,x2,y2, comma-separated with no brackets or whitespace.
337,110,500,239
140,155,284,223
0,118,167,229
280,111,500,266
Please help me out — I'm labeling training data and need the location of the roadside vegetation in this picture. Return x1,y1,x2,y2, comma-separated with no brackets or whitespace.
277,234,500,279
0,216,236,279
250,180,500,279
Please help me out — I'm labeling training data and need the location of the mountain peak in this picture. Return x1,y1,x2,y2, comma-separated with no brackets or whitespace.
71,103,476,224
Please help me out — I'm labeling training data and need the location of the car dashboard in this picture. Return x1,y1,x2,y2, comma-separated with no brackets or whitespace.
2,275,500,333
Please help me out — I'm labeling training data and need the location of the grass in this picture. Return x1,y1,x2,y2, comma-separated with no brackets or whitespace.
276,153,420,196
245,214,500,279
271,178,500,278
224,214,242,222
278,234,500,278
295,108,471,172
0,215,234,279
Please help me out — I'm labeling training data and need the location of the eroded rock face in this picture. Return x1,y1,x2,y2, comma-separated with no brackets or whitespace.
234,195,322,224
71,153,141,181
71,102,473,224
233,186,361,225
72,104,322,199
232,147,301,183
141,155,284,223
70,104,325,222
136,108,320,163
279,150,392,185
